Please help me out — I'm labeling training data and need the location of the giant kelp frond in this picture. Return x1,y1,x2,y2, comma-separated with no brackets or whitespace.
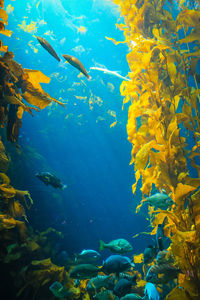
113,0,200,297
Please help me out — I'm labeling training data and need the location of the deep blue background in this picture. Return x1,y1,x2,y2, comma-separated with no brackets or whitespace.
3,0,151,257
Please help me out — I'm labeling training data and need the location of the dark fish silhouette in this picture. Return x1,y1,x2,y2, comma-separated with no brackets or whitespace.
102,255,134,276
62,54,91,79
143,245,157,264
69,264,99,279
156,217,171,251
37,36,60,62
35,172,67,190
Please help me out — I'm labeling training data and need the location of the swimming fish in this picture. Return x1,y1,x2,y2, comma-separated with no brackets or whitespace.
156,218,171,251
75,249,101,263
145,263,180,284
143,245,157,264
69,264,99,279
90,66,131,81
37,36,60,61
49,281,72,298
35,172,67,190
94,289,115,300
100,239,133,254
62,54,91,79
121,294,142,300
102,255,134,275
144,192,174,210
52,250,69,267
86,275,113,292
144,282,160,300
113,278,132,298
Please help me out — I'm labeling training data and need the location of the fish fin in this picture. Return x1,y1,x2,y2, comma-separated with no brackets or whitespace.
61,184,67,190
99,240,104,251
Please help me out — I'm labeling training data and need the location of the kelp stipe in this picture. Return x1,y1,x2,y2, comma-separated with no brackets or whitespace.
113,0,200,297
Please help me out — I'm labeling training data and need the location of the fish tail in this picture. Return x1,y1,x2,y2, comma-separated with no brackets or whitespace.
99,240,105,251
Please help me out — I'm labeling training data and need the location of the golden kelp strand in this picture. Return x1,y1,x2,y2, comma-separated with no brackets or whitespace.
114,0,200,296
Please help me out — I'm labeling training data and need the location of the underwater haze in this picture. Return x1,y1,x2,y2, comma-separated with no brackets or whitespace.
3,0,149,255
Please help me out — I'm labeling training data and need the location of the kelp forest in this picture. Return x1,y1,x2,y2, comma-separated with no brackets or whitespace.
0,0,200,299
112,0,200,298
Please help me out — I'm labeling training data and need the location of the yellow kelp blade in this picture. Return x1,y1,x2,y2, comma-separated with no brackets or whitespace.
173,183,197,205
134,253,143,264
0,8,8,24
24,69,51,92
0,40,8,52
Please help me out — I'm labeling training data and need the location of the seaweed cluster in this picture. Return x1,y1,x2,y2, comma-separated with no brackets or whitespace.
0,1,71,298
112,0,200,298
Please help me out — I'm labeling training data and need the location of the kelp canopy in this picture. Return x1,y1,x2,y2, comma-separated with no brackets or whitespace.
113,0,200,298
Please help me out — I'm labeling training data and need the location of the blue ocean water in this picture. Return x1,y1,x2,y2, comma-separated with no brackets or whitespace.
3,0,151,257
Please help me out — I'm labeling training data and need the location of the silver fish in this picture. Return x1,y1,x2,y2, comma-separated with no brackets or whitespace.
90,66,131,81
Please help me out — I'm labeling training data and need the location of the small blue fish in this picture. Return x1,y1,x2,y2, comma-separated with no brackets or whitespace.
100,239,133,254
145,193,174,210
144,282,160,300
36,172,67,190
143,246,157,264
86,275,113,292
156,218,171,251
102,255,134,276
49,281,71,298
113,278,132,298
121,294,142,300
76,249,101,263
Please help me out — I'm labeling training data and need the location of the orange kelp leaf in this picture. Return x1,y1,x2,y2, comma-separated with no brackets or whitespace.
134,253,143,264
110,121,117,128
174,183,197,205
180,280,200,297
175,230,196,243
0,172,10,184
136,279,147,287
14,201,28,221
17,107,24,119
0,185,16,198
154,210,179,227
0,29,12,36
135,140,156,170
167,62,176,84
116,23,127,31
0,8,8,25
132,170,141,194
132,231,151,238
176,9,200,28
184,50,200,58
0,215,16,230
135,198,147,213
24,69,51,92
179,32,200,44
22,91,51,109
165,285,193,300
105,36,126,45
152,212,168,227
0,40,8,52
